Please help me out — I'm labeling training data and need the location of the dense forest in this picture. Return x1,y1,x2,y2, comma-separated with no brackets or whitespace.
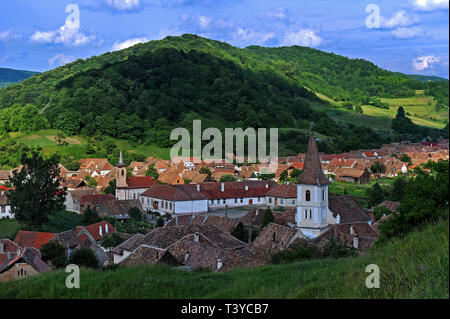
0,67,38,89
0,34,448,155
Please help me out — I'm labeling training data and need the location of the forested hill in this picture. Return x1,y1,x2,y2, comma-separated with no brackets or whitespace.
0,34,447,154
0,67,39,89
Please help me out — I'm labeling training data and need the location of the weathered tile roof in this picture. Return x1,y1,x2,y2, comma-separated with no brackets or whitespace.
196,181,275,200
329,195,371,223
297,133,330,185
265,183,296,198
119,245,181,267
75,221,116,242
252,222,305,253
124,176,158,189
80,194,115,207
14,231,56,250
97,199,144,216
51,230,80,248
141,184,207,201
378,200,400,212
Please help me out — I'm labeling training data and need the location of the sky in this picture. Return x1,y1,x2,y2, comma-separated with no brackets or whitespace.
0,0,448,78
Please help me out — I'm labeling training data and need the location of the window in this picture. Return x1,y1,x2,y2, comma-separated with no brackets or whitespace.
240,198,243,203
170,202,172,210
306,190,311,201
235,198,237,203
292,200,295,205
322,190,325,200
309,210,312,219
269,198,272,203
304,209,307,219
223,199,226,204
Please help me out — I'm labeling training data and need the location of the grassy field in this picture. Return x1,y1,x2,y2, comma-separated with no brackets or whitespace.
312,91,448,131
0,218,21,239
328,178,395,198
0,219,447,299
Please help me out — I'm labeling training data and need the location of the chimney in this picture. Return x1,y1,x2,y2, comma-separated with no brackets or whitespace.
245,185,248,191
217,259,223,271
196,184,200,192
99,225,103,237
221,182,224,192
265,184,268,189
184,251,190,262
194,233,199,242
105,224,109,234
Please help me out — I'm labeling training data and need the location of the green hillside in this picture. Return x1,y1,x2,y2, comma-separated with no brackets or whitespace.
0,219,447,298
0,67,39,89
0,34,447,160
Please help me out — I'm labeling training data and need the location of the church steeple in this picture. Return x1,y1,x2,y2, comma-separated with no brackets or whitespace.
297,131,329,186
117,150,126,168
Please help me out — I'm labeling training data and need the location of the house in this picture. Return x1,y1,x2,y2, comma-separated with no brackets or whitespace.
64,187,99,213
14,231,56,251
335,167,371,184
79,194,116,212
0,191,12,219
96,199,144,218
75,220,116,246
251,222,306,254
0,247,50,282
265,183,297,207
314,222,379,254
119,245,181,267
50,230,81,260
328,195,372,225
111,224,247,264
61,177,87,190
198,181,274,209
79,158,113,176
0,239,23,269
140,184,208,215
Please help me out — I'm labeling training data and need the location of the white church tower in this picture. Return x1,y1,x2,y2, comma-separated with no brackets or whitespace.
296,131,331,238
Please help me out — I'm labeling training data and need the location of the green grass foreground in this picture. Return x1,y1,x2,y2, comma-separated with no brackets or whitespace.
0,219,448,299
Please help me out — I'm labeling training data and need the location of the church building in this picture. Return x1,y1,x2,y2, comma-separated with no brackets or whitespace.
296,132,338,238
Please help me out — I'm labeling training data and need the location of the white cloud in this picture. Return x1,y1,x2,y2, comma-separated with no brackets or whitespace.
282,29,322,47
49,54,76,67
392,27,423,39
0,30,22,41
198,16,212,28
233,28,276,45
30,20,95,46
410,0,449,11
380,10,418,28
106,0,140,11
112,37,149,51
412,55,440,70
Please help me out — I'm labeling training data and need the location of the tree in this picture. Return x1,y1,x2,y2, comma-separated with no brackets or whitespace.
366,182,386,208
68,247,99,268
279,170,289,183
145,164,159,179
199,167,211,175
290,168,302,181
156,216,165,228
128,207,143,221
389,176,408,202
82,206,101,225
6,151,66,228
219,174,236,182
103,179,116,195
100,232,125,249
41,241,66,268
400,154,412,165
231,223,247,243
84,175,98,188
261,208,275,228
378,160,449,240
370,161,386,174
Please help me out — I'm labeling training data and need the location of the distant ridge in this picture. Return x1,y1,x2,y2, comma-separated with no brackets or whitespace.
0,67,39,89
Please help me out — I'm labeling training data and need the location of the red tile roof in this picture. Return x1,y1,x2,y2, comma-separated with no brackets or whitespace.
265,183,297,198
123,176,158,189
75,220,116,242
13,231,56,250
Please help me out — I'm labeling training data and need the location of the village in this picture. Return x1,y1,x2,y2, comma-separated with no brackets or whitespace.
0,134,448,282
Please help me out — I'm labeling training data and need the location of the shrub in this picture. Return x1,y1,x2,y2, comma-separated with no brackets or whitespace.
68,247,99,268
